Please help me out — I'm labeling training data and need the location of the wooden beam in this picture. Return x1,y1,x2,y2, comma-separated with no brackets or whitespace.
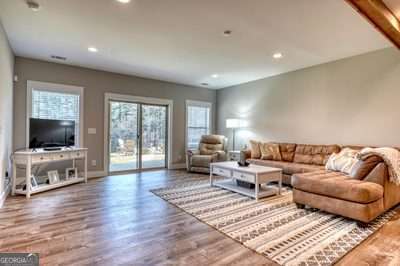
346,0,400,49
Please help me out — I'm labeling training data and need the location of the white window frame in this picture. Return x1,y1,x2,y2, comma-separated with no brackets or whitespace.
185,100,212,151
26,80,84,148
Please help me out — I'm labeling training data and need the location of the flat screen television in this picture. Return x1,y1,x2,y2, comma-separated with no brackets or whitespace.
29,118,75,149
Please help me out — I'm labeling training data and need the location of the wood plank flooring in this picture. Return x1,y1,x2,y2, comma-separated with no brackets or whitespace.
0,170,399,266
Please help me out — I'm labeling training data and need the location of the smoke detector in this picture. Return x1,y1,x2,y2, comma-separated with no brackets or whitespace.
27,1,40,12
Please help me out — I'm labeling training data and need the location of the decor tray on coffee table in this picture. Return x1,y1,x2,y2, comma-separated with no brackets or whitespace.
210,161,282,200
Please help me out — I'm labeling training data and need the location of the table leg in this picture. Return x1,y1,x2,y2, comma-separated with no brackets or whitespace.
210,166,213,186
84,153,88,183
11,160,16,196
26,159,31,199
278,176,282,195
255,174,259,201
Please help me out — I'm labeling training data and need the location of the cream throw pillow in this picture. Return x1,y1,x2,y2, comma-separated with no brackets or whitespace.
249,140,261,159
325,148,360,174
260,142,282,161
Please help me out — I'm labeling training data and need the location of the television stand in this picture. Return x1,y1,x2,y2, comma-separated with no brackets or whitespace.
11,147,88,198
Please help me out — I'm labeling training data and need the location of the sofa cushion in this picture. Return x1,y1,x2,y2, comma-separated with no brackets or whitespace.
350,155,383,180
249,140,262,159
260,143,282,161
248,159,324,175
277,143,296,162
200,135,224,144
292,170,384,204
294,144,340,165
325,148,360,174
199,143,223,155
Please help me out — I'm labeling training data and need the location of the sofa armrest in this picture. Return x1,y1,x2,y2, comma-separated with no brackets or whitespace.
186,150,200,170
214,151,227,161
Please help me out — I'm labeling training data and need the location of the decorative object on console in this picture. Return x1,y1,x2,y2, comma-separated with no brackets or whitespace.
65,168,78,180
225,118,246,150
238,150,250,167
47,170,60,184
22,175,38,191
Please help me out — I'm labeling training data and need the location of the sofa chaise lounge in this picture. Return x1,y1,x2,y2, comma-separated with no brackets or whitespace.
244,142,400,223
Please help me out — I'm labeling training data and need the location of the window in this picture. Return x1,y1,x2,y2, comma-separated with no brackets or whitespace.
27,81,84,147
186,100,212,150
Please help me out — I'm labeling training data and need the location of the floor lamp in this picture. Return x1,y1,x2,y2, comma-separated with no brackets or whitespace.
226,118,243,151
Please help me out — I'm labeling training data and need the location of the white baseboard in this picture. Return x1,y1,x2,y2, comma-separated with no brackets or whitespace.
87,170,108,179
169,163,186,170
0,182,11,208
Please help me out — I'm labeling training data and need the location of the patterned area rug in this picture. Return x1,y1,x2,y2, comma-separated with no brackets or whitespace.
151,180,397,266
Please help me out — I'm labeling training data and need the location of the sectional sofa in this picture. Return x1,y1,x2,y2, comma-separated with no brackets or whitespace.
244,142,400,223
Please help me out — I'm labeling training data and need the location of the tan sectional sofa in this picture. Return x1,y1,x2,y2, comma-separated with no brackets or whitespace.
245,143,340,185
245,142,400,223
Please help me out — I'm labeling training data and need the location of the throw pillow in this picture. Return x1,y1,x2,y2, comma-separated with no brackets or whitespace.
249,140,261,159
350,155,383,180
260,142,282,161
325,148,360,174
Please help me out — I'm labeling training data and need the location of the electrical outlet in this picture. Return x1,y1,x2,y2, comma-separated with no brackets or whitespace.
177,155,182,161
91,160,97,166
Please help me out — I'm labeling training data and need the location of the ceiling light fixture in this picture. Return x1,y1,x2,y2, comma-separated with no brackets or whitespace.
117,0,131,3
273,52,283,59
27,0,40,11
201,83,209,86
211,74,219,78
88,47,98,53
223,30,232,36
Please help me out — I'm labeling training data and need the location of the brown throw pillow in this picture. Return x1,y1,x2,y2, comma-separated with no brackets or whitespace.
249,140,261,159
350,155,383,180
260,143,282,161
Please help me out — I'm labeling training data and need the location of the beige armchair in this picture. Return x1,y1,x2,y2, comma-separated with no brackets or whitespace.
186,135,228,173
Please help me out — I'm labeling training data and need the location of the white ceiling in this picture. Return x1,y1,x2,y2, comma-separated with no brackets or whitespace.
0,0,391,89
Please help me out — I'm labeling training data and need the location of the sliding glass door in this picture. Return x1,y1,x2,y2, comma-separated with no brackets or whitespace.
141,104,167,168
109,101,139,172
108,101,167,172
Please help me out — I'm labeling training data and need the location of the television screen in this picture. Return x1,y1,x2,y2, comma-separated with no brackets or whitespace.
29,118,75,148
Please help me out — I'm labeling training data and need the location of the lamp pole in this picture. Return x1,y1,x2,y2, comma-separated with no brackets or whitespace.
232,128,236,151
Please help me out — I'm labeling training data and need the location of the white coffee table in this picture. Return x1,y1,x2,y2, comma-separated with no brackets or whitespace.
210,161,282,200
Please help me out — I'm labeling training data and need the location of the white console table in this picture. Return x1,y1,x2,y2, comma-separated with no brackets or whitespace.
12,148,88,198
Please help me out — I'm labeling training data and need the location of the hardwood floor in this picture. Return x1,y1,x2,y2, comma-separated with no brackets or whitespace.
1,170,399,266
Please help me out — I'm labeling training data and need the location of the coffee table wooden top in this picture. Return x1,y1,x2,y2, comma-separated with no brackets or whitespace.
210,161,281,174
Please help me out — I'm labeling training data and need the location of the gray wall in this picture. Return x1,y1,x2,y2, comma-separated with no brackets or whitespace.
217,47,400,149
0,21,14,198
14,57,216,172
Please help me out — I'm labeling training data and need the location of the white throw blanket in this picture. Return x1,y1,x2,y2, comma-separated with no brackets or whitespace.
359,147,400,185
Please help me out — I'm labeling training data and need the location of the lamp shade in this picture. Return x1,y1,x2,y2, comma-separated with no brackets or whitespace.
226,118,246,128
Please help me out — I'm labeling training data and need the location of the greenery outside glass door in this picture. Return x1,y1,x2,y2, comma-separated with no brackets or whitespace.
109,101,139,172
109,101,168,172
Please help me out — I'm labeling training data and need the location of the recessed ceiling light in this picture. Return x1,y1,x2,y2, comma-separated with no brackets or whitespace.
211,74,219,78
116,0,131,3
88,47,98,53
201,83,209,86
273,52,283,59
27,0,40,11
